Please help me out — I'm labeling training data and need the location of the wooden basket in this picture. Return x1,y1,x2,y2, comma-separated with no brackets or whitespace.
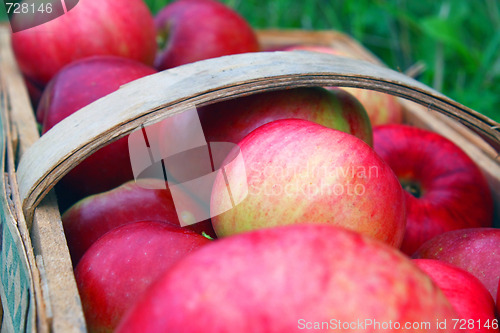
1,26,499,332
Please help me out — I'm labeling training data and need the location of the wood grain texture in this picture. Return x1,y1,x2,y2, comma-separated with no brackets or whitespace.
0,28,39,161
30,193,87,333
256,29,500,221
256,29,384,64
0,25,86,333
0,76,35,333
15,50,500,222
1,24,499,332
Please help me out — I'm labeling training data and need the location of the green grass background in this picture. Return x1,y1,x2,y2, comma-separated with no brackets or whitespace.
2,0,499,121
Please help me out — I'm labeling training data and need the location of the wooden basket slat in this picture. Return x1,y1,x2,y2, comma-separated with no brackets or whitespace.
0,26,86,333
1,25,499,332
256,29,384,64
257,30,500,221
257,30,500,159
0,79,35,333
15,50,500,224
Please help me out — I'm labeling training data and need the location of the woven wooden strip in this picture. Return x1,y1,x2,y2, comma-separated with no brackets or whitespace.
0,25,86,333
16,51,500,222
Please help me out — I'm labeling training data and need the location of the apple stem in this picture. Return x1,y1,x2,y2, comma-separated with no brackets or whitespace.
202,232,214,240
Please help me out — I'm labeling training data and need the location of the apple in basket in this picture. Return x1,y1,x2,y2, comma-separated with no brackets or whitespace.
62,178,216,265
10,0,157,86
414,259,498,333
413,228,500,300
198,86,373,146
285,45,404,126
373,124,493,255
159,87,373,209
210,118,406,247
116,224,459,332
154,0,259,70
37,56,157,203
75,221,211,332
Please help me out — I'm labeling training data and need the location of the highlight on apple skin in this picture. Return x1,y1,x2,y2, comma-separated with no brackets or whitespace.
414,259,498,333
37,56,157,203
210,119,406,248
413,228,500,300
373,124,493,255
11,0,157,86
75,221,211,332
154,0,260,70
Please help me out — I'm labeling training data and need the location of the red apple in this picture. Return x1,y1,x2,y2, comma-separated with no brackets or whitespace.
210,119,406,247
414,259,498,333
341,86,404,125
156,87,372,212
373,124,493,255
62,178,216,265
413,228,500,300
10,0,157,86
75,221,211,332
38,56,157,201
116,224,459,333
154,0,259,70
286,45,404,125
198,86,373,146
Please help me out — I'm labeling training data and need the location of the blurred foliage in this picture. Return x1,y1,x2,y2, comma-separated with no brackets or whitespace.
1,0,498,121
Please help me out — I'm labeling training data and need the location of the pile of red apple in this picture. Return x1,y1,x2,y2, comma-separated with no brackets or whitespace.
11,0,499,332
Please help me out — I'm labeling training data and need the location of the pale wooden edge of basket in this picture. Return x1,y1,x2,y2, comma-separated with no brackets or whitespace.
0,82,36,333
256,29,500,160
15,50,500,223
255,29,500,221
30,193,87,333
0,26,87,333
256,29,386,65
0,38,41,333
1,25,499,332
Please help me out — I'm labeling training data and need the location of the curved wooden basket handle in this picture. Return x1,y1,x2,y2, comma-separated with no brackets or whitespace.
16,51,500,221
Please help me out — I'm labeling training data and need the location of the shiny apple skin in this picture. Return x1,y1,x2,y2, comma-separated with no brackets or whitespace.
11,0,157,86
63,179,216,265
414,259,498,333
211,119,405,247
414,228,500,299
116,224,459,333
154,0,259,70
75,221,211,332
373,124,493,255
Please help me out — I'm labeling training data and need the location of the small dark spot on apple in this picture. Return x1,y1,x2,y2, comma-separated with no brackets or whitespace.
400,179,422,198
